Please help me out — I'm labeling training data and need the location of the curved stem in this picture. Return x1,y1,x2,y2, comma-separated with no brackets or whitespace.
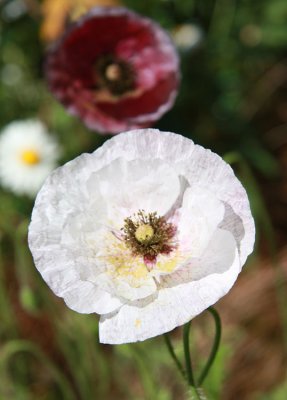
163,334,186,379
197,307,221,386
183,321,195,387
189,385,204,400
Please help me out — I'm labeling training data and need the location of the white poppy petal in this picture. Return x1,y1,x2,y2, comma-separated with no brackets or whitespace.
64,282,123,314
162,228,236,286
114,277,157,302
99,230,239,344
87,157,180,219
190,228,237,279
97,129,255,264
178,187,225,257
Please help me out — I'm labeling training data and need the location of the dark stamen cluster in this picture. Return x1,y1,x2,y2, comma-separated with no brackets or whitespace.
95,54,135,96
122,210,177,263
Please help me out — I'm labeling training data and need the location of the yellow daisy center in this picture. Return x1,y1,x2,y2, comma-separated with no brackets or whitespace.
135,224,154,243
21,149,41,165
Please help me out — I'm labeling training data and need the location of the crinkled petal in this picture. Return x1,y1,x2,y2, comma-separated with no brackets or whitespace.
93,242,158,302
177,187,225,257
87,157,181,224
64,281,123,314
162,228,237,285
99,229,239,343
28,154,121,313
114,277,157,302
96,129,255,265
29,148,178,309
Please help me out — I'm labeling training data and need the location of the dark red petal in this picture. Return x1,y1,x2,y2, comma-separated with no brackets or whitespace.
46,7,180,134
97,73,178,120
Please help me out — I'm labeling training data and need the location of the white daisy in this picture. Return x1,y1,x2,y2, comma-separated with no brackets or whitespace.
0,119,60,197
28,129,255,344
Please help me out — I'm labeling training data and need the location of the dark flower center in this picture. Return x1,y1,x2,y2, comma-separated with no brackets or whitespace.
122,210,177,264
95,55,135,96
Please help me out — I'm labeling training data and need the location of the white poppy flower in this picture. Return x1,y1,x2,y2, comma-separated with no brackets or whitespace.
28,129,255,344
0,120,60,197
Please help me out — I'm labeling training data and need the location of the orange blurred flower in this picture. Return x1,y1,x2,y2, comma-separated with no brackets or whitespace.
41,0,121,42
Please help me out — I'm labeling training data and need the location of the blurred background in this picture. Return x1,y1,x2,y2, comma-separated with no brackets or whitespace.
0,0,287,398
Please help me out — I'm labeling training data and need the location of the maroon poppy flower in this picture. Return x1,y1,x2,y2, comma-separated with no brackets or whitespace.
46,7,180,134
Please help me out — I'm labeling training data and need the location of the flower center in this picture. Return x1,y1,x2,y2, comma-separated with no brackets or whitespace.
21,149,41,165
95,55,135,96
105,64,122,81
122,210,177,264
135,224,154,243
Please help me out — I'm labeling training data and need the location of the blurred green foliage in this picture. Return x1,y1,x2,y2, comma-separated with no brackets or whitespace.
0,0,287,399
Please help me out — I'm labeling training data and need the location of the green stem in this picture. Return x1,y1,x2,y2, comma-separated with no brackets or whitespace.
183,322,195,387
189,385,203,400
163,334,185,379
198,307,221,386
